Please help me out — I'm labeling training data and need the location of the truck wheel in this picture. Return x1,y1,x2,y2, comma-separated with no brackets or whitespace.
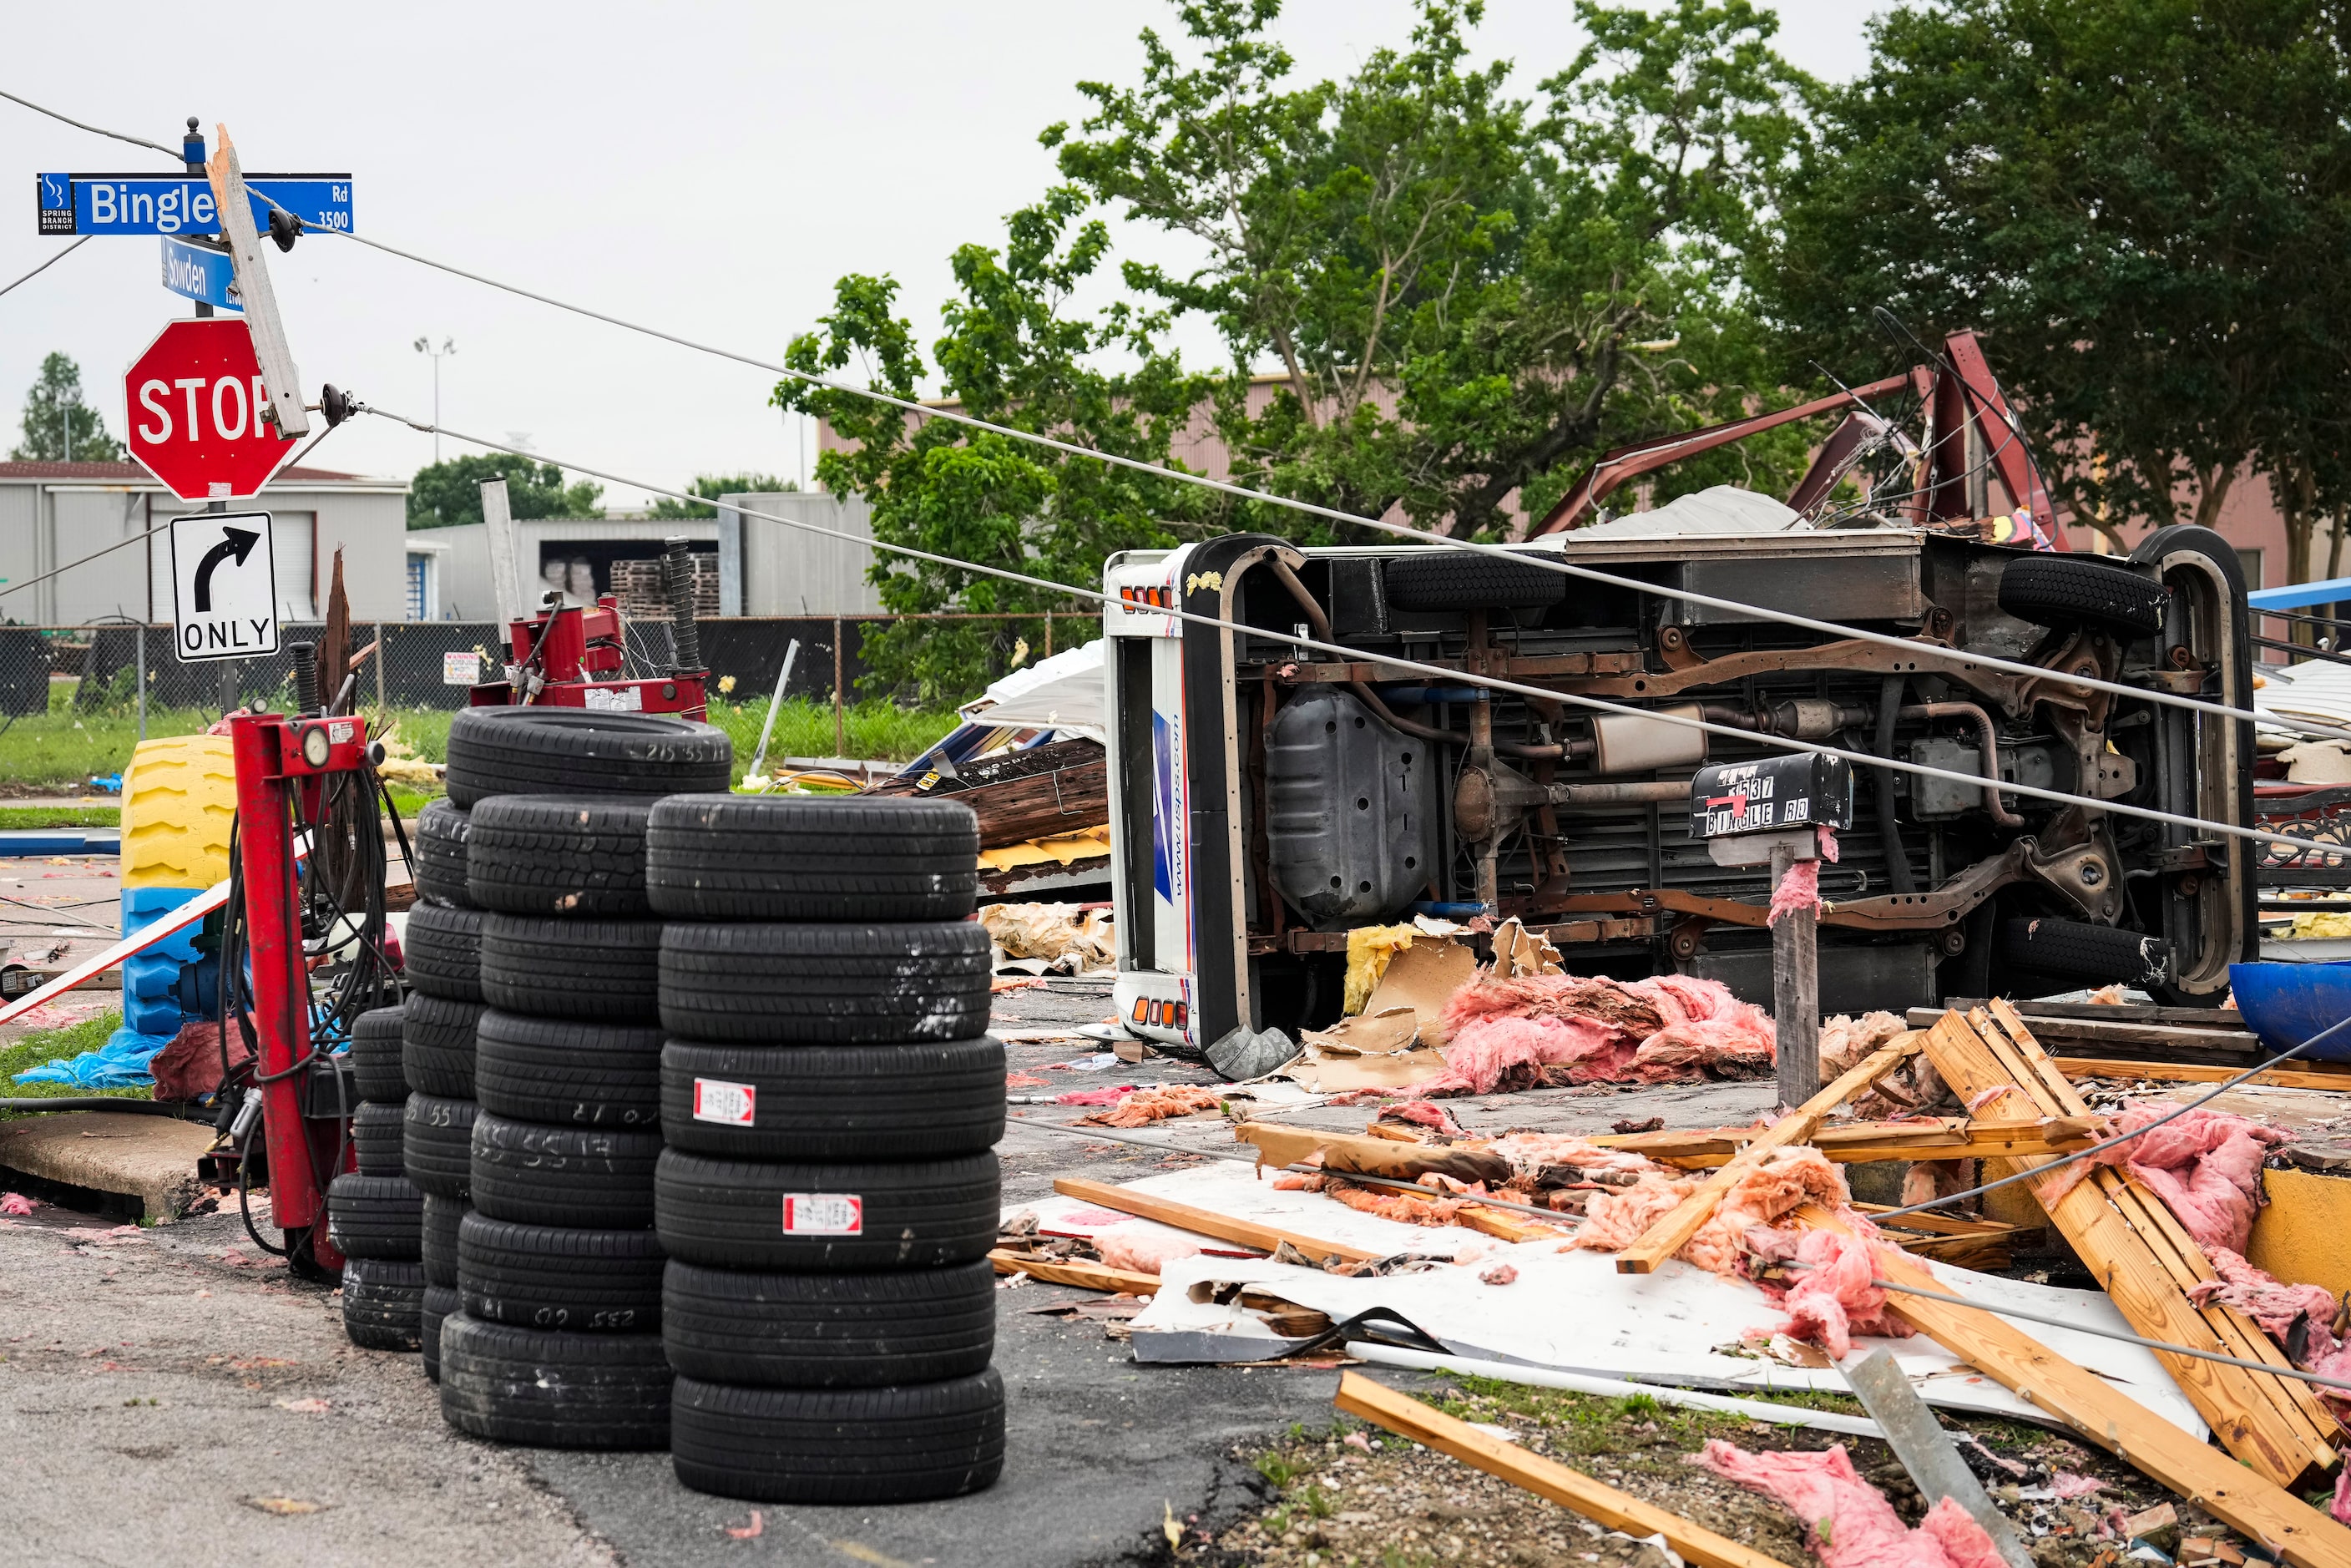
1383,551,1566,611
350,1004,409,1104
402,994,482,1100
341,1257,425,1352
421,1283,459,1383
662,1258,995,1388
402,1093,478,1200
327,1172,424,1258
402,903,483,1004
476,1012,664,1128
1997,556,2169,637
412,800,474,908
443,707,732,810
458,1211,666,1332
351,1101,408,1176
438,1313,671,1449
468,1112,663,1230
646,794,978,920
670,1371,1005,1503
658,922,990,1044
653,1150,998,1272
480,915,663,1024
466,797,654,918
1996,915,2171,987
659,1038,1004,1160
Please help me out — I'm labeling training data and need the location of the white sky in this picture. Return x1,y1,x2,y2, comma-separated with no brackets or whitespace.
0,1,1882,510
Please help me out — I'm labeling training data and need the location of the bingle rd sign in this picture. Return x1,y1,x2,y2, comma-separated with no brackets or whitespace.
124,317,298,501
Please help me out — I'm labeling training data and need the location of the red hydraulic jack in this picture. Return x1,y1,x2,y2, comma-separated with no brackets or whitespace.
468,536,710,718
225,682,384,1276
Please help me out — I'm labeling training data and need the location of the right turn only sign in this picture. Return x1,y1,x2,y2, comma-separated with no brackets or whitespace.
170,510,279,662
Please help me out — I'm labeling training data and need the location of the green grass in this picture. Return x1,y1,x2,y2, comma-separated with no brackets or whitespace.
704,695,958,777
0,806,119,828
0,1009,146,1110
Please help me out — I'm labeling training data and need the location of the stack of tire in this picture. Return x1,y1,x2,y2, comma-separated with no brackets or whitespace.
645,795,1005,1504
332,1003,427,1350
428,706,733,1451
402,796,488,1382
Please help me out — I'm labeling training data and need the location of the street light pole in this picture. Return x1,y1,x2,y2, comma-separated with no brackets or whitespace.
412,336,455,462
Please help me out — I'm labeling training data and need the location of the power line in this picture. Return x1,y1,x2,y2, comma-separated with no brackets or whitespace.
0,88,180,158
361,402,2344,860
0,236,90,301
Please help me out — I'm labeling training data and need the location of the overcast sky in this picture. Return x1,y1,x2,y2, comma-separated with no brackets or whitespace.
1,0,1883,511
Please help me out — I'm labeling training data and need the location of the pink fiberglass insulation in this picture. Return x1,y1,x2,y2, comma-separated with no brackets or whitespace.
2187,1247,2339,1342
1428,971,1774,1094
1380,1100,1470,1138
2038,1105,2287,1253
1681,1147,1851,1276
1767,827,1840,928
2334,1466,2351,1528
1574,1172,1699,1253
1485,1131,1669,1181
1696,1441,2003,1568
1094,1222,1201,1275
1765,1227,1913,1358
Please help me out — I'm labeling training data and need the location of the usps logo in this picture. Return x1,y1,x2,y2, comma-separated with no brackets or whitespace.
691,1077,756,1127
781,1194,863,1236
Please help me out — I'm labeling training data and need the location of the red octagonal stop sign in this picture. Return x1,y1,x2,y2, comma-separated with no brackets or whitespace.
124,318,299,501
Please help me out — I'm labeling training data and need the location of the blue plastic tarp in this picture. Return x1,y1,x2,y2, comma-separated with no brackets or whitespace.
11,1024,176,1089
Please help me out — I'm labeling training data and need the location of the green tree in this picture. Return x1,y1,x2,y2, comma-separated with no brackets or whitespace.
1766,0,2351,578
407,453,604,529
11,352,126,462
649,473,796,519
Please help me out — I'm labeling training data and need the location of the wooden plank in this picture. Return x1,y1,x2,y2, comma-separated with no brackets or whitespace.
988,1248,1160,1295
1610,1032,1923,1275
1921,1009,2328,1487
1938,997,2269,1028
1051,1176,1376,1263
2052,1058,2351,1092
1600,1116,2098,1168
1333,1371,1802,1568
1907,1006,2258,1055
1795,1204,2351,1568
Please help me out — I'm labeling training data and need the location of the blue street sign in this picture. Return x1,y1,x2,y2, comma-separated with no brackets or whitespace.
36,173,352,237
159,235,240,311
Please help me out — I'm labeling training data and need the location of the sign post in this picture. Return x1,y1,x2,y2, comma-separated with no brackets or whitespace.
1689,752,1854,1105
169,511,279,662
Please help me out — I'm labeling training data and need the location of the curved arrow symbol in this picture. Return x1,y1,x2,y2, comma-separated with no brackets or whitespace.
193,526,259,613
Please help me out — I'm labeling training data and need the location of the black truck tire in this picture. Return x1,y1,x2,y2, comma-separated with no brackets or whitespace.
659,922,990,1044
1998,555,2170,637
661,1258,995,1388
421,1283,459,1383
327,1172,424,1259
341,1257,425,1352
458,1211,667,1332
658,1038,1004,1160
350,1004,409,1104
466,796,654,918
351,1100,409,1176
670,1371,1005,1504
403,1094,478,1200
443,706,732,810
469,1112,664,1230
401,994,483,1100
654,1150,999,1272
645,794,979,921
438,1314,671,1449
1998,915,2172,988
402,903,483,1004
475,1011,664,1129
1383,551,1566,611
413,800,474,908
481,915,664,1024
422,1194,467,1289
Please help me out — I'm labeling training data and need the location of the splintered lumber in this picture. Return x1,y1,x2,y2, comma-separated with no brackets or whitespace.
1594,1116,2098,1168
988,1249,1161,1295
1856,1205,2027,1272
2051,1058,2351,1093
1052,1176,1378,1263
1611,1031,1924,1274
1796,1204,2351,1568
1233,1123,1509,1183
1918,1005,2335,1488
1905,1005,2260,1055
1334,1371,1802,1568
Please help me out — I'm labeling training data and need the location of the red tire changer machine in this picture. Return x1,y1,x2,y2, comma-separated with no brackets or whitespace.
464,536,710,717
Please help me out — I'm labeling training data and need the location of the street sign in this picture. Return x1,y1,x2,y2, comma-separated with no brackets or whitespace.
124,318,299,501
160,235,239,311
169,511,279,663
1688,753,1853,840
37,172,351,236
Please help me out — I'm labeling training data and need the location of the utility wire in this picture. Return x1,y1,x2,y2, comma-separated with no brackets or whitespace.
0,88,180,156
0,236,89,301
0,529,155,600
1004,1113,2351,1394
361,403,2348,860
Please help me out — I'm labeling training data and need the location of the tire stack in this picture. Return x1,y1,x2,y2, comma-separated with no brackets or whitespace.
403,798,487,1383
333,1003,427,1351
645,795,1007,1505
429,706,733,1451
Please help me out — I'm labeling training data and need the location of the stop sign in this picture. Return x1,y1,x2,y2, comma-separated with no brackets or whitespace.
124,318,298,501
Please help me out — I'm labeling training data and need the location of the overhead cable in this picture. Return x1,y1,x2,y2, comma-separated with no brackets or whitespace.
0,87,182,157
359,402,2341,860
0,235,89,301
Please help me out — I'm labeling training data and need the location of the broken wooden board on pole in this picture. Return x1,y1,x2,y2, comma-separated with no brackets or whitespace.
1914,1003,2338,1490
1592,1115,2100,1168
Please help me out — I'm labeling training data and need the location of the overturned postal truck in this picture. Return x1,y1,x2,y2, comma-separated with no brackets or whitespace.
1100,503,2254,1064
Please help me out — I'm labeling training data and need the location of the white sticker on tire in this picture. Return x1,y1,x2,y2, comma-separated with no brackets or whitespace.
691,1077,756,1126
781,1194,862,1235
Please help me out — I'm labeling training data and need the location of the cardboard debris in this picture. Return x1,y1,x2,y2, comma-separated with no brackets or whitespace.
979,902,1115,974
1286,1005,1448,1093
1361,938,1478,1027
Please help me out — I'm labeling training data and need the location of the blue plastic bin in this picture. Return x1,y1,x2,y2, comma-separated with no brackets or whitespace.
2226,960,2351,1060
